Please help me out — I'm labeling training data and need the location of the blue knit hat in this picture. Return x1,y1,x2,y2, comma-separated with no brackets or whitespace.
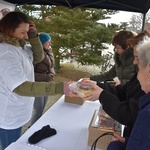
39,33,51,45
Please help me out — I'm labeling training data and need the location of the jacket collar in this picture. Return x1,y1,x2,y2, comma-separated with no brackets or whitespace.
0,32,26,47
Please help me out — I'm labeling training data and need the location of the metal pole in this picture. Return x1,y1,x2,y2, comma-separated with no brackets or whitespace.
141,13,146,31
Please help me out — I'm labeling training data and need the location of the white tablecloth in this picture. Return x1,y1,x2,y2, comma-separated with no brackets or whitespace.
6,95,101,150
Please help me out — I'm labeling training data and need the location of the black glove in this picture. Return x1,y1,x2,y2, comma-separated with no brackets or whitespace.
28,125,57,144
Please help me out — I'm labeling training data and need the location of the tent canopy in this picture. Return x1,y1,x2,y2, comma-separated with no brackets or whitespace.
4,0,150,14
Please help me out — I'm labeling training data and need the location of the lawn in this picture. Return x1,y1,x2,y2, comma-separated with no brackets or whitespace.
54,63,92,82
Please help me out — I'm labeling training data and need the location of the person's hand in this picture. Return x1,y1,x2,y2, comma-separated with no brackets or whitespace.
115,80,121,86
68,90,79,97
46,73,55,81
28,21,36,33
63,81,73,96
79,78,97,85
77,78,101,101
83,83,103,101
112,133,125,143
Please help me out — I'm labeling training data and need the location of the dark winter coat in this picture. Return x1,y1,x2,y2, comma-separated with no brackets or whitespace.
126,93,150,149
34,48,55,82
97,73,145,137
90,48,137,84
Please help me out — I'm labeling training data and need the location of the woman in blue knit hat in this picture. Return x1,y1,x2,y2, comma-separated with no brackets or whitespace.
39,33,51,45
30,32,55,126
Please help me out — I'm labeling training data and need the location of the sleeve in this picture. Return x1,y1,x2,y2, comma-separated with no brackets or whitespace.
48,48,55,63
99,90,139,125
28,31,44,64
48,49,55,75
96,74,143,126
96,73,145,137
90,65,117,82
48,48,55,77
126,110,150,150
97,81,127,99
13,81,64,96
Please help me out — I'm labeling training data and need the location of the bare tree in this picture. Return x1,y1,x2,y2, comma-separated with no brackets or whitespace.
128,11,150,32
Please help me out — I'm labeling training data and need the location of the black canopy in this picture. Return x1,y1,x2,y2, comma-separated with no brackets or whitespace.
4,0,150,14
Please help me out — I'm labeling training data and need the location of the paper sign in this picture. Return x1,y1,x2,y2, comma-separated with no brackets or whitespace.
0,0,16,19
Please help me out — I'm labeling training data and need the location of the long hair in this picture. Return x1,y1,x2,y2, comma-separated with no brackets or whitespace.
0,11,29,36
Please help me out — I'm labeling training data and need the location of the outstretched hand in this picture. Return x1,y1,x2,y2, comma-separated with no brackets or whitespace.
83,83,103,101
64,78,103,101
77,78,103,101
63,81,74,96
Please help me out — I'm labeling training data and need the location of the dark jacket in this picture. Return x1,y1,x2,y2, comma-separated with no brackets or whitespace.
90,48,137,84
34,48,55,82
126,93,150,149
97,73,145,137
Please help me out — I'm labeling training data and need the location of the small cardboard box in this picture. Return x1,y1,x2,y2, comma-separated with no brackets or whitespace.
64,95,84,105
88,110,121,150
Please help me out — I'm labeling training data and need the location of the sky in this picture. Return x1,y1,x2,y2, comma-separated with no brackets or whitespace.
99,11,140,24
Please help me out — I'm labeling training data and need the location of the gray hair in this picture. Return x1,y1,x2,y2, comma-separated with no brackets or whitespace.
136,36,150,68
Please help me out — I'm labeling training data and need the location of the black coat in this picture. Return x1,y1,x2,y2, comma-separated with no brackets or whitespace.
97,73,145,137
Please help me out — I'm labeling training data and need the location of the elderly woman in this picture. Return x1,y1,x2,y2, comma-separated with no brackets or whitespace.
125,33,150,149
107,35,150,150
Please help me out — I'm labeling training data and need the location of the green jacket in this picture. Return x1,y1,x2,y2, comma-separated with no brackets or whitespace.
90,48,138,84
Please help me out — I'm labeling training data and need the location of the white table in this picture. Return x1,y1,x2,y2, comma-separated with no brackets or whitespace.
6,95,101,150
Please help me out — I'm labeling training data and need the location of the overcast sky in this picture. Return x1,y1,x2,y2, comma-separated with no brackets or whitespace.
99,11,140,24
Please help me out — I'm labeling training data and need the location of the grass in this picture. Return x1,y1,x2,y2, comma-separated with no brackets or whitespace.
54,63,92,82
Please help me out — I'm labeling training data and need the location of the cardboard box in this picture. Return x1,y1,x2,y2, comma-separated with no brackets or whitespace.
64,95,84,105
88,110,121,150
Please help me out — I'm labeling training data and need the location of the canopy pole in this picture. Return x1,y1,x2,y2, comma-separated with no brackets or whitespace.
141,13,146,31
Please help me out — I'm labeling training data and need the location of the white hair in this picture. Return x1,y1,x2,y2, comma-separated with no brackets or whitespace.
136,36,150,68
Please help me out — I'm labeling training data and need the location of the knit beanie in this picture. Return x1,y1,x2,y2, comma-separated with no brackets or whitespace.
39,33,51,45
